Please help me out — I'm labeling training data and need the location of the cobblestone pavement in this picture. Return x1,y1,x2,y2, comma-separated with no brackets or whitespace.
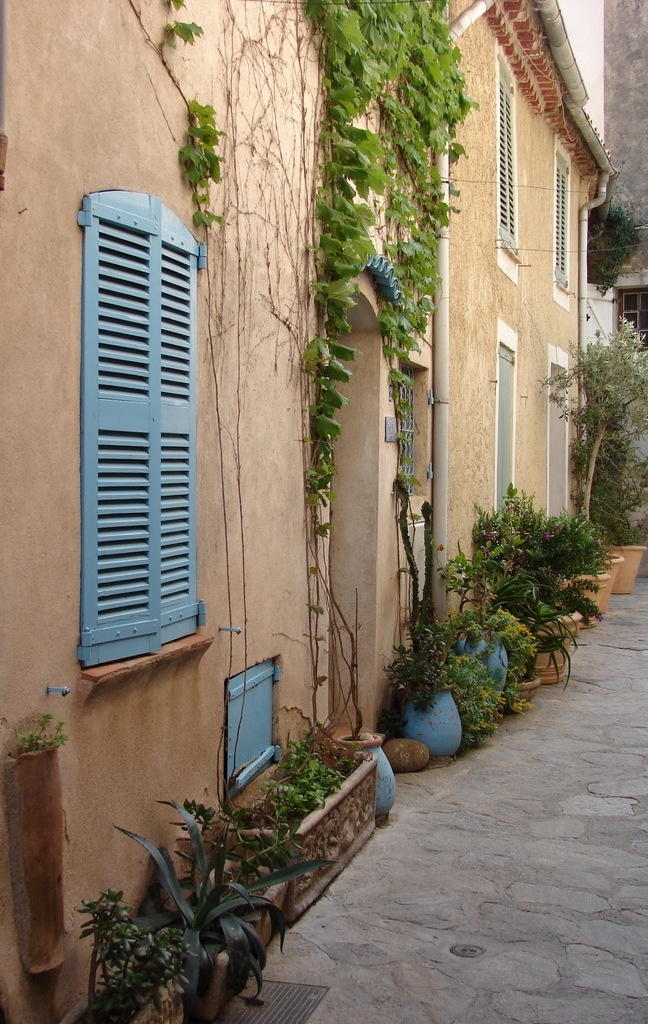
261,578,648,1024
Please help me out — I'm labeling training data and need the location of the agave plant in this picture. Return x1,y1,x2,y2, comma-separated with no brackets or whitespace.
116,801,327,1018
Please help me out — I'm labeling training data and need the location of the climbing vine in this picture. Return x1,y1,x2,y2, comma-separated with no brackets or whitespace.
128,0,225,227
303,0,472,505
588,202,639,294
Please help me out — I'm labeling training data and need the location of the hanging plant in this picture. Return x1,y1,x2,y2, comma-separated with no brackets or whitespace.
588,202,639,294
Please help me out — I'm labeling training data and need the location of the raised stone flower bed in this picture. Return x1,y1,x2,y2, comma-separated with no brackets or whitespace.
282,753,377,923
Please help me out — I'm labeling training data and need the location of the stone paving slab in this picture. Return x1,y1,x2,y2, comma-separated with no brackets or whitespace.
258,579,648,1024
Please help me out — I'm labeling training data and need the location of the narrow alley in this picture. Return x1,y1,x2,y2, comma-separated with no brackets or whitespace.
258,578,648,1024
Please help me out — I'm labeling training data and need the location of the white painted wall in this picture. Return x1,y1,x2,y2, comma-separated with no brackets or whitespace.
558,0,605,133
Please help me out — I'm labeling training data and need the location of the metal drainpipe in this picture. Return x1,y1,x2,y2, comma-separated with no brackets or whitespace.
431,0,496,618
0,0,7,190
579,172,610,352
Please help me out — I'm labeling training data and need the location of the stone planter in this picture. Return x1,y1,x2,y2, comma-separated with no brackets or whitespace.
609,545,647,594
282,755,377,923
7,746,65,973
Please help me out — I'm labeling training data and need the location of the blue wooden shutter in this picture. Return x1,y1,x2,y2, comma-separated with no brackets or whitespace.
78,192,203,666
227,660,280,795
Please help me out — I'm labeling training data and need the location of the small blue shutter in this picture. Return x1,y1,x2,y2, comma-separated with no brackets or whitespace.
227,659,278,794
78,192,202,666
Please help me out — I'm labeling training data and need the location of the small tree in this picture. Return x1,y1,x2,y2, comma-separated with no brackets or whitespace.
544,322,648,537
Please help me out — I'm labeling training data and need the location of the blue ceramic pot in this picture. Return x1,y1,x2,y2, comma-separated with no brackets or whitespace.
365,739,397,816
402,689,462,756
337,733,396,816
455,634,508,691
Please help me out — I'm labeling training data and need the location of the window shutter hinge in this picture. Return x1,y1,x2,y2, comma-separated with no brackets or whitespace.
197,600,206,626
198,244,207,269
428,389,435,405
272,744,281,762
427,462,434,479
77,210,92,228
273,664,281,682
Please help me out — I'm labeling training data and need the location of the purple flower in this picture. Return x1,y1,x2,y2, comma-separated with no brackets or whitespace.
544,532,554,540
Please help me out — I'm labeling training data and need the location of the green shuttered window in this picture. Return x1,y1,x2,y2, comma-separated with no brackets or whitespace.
78,191,205,667
554,155,569,287
498,65,516,250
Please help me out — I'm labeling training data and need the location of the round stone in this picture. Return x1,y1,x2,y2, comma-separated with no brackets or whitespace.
383,738,430,773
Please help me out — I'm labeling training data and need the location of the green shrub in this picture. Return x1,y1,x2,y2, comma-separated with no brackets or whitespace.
446,655,502,753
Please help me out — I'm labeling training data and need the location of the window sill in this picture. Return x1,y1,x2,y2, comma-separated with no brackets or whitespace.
496,241,520,285
80,633,214,685
552,280,570,311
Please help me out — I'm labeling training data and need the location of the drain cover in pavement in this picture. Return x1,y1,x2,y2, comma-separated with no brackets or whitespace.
215,982,329,1024
450,944,485,958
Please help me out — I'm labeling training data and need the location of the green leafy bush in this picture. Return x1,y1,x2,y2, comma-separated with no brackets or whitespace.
445,655,503,753
257,732,360,825
78,889,187,1024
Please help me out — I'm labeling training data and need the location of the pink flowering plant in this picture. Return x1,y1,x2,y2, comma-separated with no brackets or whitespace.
470,486,607,621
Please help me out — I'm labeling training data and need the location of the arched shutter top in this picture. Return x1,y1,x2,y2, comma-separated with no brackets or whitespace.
363,253,403,305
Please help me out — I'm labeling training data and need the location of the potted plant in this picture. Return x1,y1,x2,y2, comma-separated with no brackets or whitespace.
7,713,67,973
228,730,378,923
449,606,539,697
77,889,187,1024
386,620,462,756
116,801,328,1021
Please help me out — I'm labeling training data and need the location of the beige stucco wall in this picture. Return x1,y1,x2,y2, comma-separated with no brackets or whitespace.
0,2,324,1021
0,2,600,1019
445,14,592,555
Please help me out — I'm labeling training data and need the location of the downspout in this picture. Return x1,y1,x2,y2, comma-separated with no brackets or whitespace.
0,0,7,190
431,0,496,618
535,0,618,353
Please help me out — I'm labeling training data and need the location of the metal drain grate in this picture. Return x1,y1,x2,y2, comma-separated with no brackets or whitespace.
215,981,329,1024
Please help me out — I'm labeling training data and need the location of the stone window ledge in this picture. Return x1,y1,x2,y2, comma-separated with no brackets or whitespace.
80,634,214,685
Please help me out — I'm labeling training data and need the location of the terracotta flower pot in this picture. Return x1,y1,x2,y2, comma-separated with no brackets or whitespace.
536,613,581,685
581,571,612,617
607,552,625,593
7,746,65,973
516,676,542,701
609,545,647,594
